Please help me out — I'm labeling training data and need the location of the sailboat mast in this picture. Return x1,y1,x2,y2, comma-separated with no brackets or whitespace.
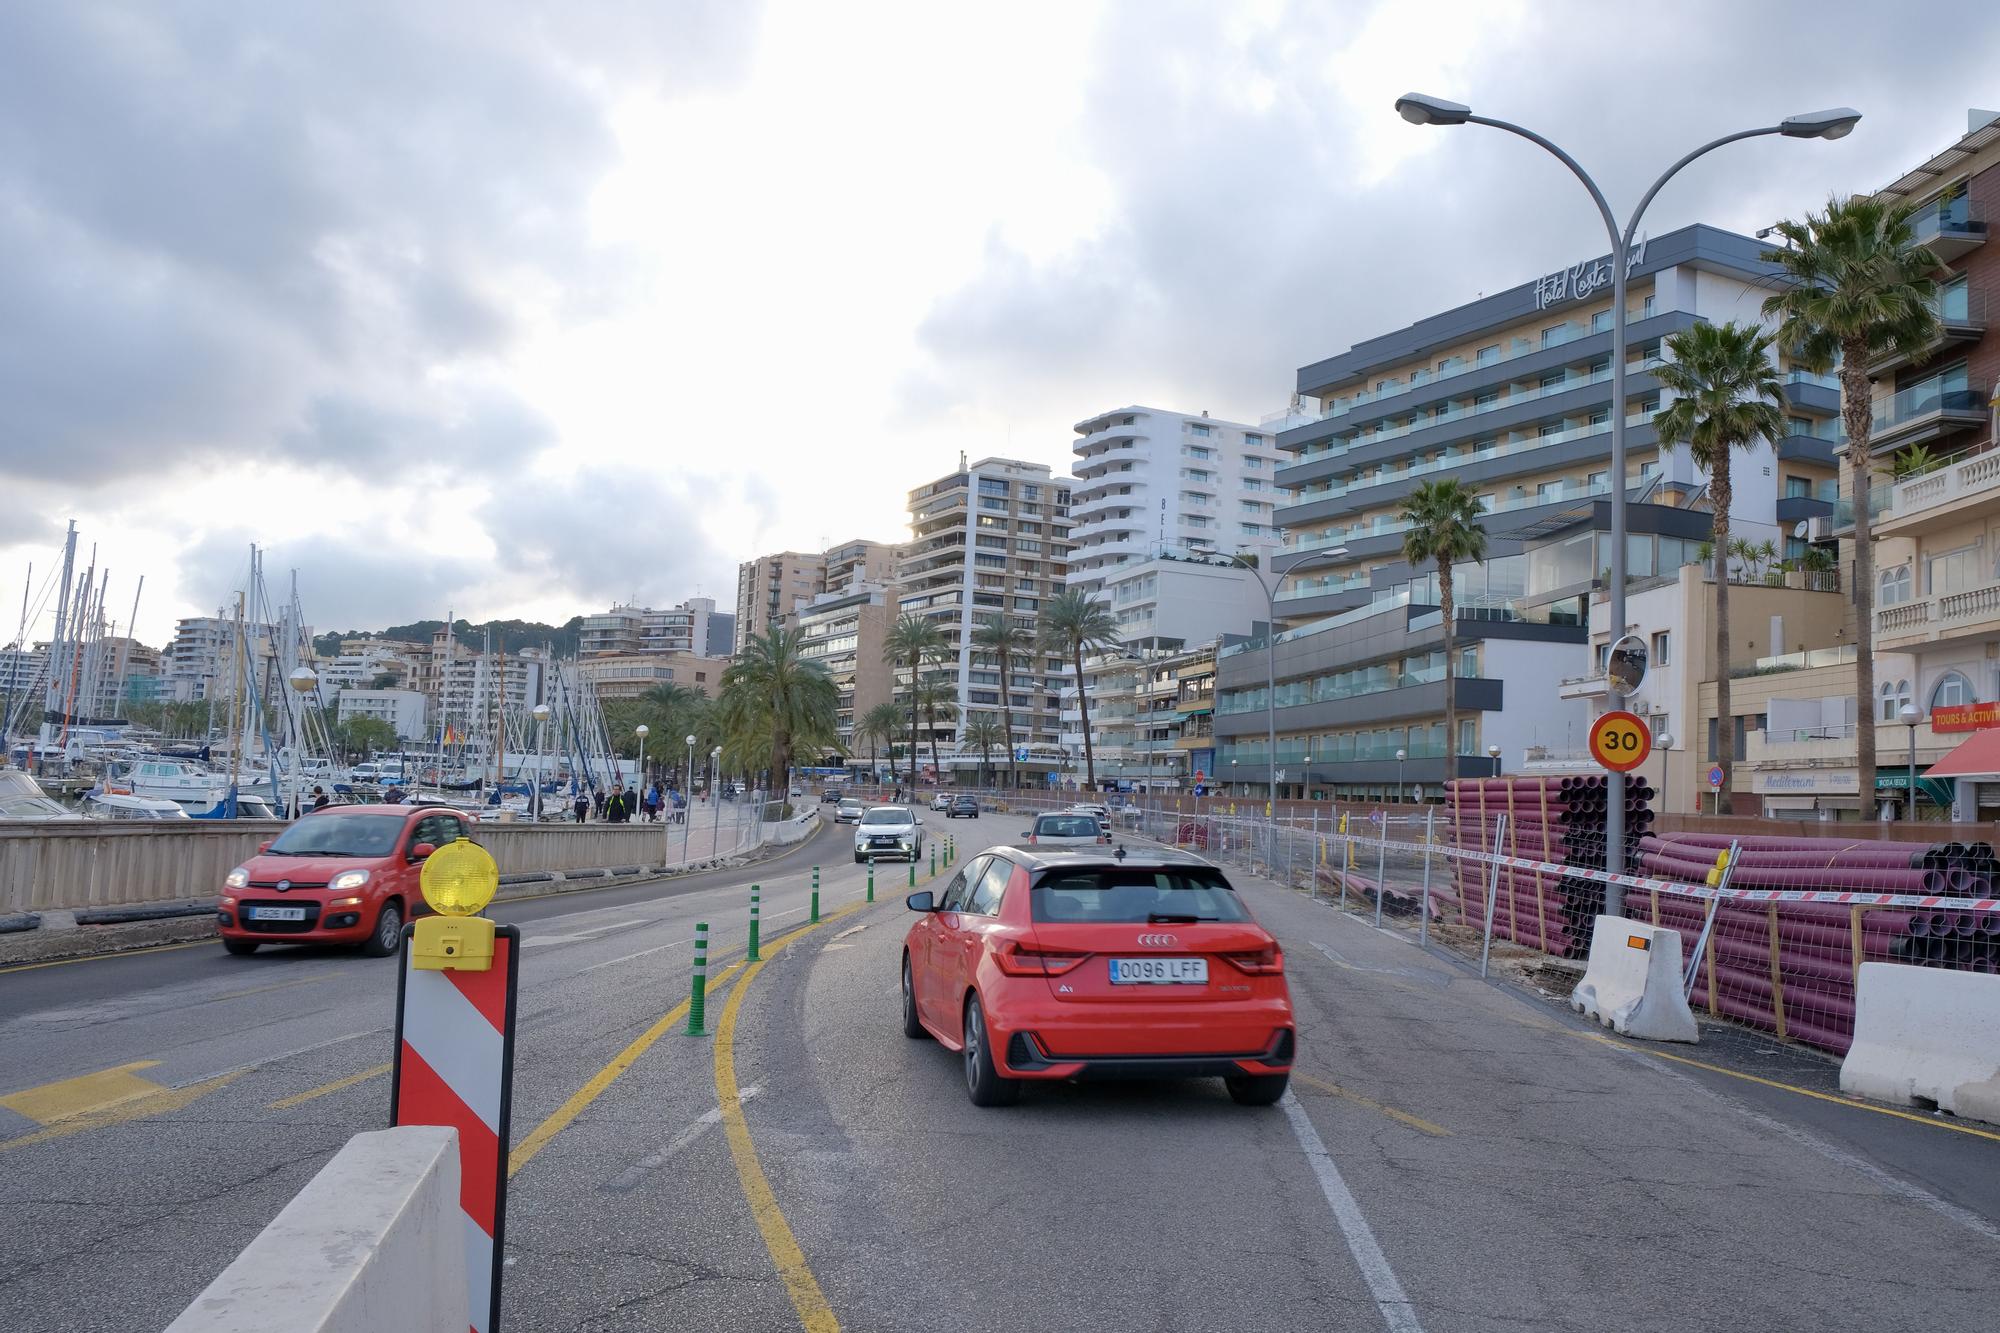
40,523,77,765
115,576,144,719
229,592,245,791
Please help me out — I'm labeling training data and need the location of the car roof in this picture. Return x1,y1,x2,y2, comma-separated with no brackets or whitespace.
864,805,912,815
307,803,467,818
983,844,1217,873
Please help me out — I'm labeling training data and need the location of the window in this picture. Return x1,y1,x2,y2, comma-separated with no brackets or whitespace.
1539,423,1563,438
940,856,988,911
1926,546,1981,597
1541,372,1566,391
1878,564,1913,606
1879,679,1914,722
1476,344,1500,366
978,478,1009,496
966,858,1012,915
1190,422,1211,436
1029,865,1251,924
1244,455,1264,470
1930,671,1974,710
1458,719,1476,756
1652,631,1669,666
1784,475,1812,499
1591,309,1612,333
1542,324,1566,347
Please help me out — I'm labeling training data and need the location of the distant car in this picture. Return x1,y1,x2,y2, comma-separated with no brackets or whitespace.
821,788,843,803
947,795,980,819
218,805,476,958
930,793,952,811
1068,803,1112,834
835,799,864,824
1022,811,1109,847
855,805,925,864
900,846,1295,1106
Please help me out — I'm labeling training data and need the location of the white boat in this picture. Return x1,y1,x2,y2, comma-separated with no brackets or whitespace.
0,768,72,821
83,791,191,820
107,757,232,809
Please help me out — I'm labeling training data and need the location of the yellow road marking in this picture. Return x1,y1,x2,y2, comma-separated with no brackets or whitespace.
1,1060,165,1124
507,960,746,1178
1577,1033,2000,1145
0,1068,245,1154
715,930,842,1332
267,1062,393,1110
0,940,210,976
1294,1071,1451,1138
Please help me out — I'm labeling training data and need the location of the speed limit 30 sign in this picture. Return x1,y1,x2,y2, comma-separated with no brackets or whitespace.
1588,710,1652,773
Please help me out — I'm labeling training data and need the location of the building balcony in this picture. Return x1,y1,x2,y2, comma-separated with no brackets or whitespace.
1876,573,2000,649
1774,493,1835,525
1745,720,1951,769
1867,374,1989,451
1910,193,1987,264
1867,287,1985,376
1875,447,2000,539
1558,672,1609,701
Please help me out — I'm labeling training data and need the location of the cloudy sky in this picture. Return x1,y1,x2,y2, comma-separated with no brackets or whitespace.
4,1,1997,646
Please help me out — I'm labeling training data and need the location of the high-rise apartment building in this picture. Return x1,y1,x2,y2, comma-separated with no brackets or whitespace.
821,538,901,594
901,458,1073,781
580,597,735,659
796,538,904,754
735,551,827,652
1215,223,1825,800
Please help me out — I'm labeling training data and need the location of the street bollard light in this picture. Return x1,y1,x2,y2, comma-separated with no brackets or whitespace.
747,883,761,961
1396,91,1861,911
1657,732,1676,817
688,922,708,1035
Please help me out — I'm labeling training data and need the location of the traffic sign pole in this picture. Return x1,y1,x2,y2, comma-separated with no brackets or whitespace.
1588,710,1652,921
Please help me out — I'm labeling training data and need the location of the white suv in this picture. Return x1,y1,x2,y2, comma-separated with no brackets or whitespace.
854,805,925,863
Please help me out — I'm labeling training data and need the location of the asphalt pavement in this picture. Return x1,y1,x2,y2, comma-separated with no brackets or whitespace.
3,807,1996,1331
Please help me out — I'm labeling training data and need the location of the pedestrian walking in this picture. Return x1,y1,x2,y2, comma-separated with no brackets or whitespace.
593,785,606,819
573,791,589,823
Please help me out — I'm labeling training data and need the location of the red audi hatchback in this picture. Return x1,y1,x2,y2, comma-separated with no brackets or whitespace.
217,805,474,957
901,846,1295,1106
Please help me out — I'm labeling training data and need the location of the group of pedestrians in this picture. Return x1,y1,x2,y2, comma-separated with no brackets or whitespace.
570,781,688,823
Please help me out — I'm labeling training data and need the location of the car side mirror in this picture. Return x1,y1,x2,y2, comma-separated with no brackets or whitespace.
915,816,924,825
1021,831,1034,839
257,840,274,853
412,842,437,860
906,891,935,912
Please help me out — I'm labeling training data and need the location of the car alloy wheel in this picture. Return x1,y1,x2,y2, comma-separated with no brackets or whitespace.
362,901,403,957
902,956,925,1039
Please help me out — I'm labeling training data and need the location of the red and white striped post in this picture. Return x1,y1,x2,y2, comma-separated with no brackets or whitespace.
391,837,519,1333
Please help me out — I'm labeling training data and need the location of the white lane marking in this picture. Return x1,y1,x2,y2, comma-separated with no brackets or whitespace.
831,922,870,942
601,1085,762,1192
1280,1090,1426,1333
577,935,692,974
825,921,872,951
522,917,652,948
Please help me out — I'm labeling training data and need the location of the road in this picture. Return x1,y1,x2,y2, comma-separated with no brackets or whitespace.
3,808,1997,1331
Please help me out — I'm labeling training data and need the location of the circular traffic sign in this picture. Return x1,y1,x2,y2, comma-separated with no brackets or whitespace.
1588,710,1652,773
1707,765,1725,789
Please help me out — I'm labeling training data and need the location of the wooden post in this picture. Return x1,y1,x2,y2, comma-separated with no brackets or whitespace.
1534,781,1552,952
1766,902,1788,1039
1705,918,1719,1016
1848,904,1866,987
1650,887,1661,926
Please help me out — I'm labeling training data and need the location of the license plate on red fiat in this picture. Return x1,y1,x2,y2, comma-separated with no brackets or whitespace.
1108,957,1207,985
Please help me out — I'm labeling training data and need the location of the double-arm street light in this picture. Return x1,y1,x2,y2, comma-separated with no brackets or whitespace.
1229,548,1348,805
1393,94,1860,915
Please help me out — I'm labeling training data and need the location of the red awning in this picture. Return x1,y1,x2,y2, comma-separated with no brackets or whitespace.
1924,726,2000,780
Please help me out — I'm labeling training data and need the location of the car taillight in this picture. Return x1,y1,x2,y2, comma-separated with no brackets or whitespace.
1223,944,1284,974
995,942,1087,976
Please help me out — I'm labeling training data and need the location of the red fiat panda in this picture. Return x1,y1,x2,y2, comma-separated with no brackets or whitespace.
217,805,474,957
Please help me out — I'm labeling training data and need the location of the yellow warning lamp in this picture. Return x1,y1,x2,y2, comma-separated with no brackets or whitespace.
1705,846,1732,888
412,836,500,971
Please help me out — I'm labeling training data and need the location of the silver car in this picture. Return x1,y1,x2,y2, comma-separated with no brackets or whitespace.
854,805,924,863
1021,811,1110,848
835,799,864,824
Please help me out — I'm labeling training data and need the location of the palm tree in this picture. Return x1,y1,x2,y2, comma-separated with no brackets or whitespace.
971,615,1033,788
1038,590,1120,791
915,676,958,786
1653,321,1788,800
1400,478,1489,783
855,701,903,786
962,714,1006,786
1763,197,1943,807
715,626,839,801
882,614,948,789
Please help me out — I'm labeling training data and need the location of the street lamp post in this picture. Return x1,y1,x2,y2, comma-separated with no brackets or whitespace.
1395,747,1406,805
682,733,697,861
1394,94,1859,915
1898,704,1920,822
1656,732,1676,817
1487,743,1502,777
531,703,551,821
1229,549,1346,805
634,724,648,807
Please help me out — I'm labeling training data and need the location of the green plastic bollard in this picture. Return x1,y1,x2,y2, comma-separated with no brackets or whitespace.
747,883,761,961
867,864,875,903
687,922,709,1036
929,845,936,877
811,887,820,924
908,859,916,888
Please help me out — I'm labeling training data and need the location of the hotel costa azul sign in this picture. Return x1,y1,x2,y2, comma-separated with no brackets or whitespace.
1532,237,1648,311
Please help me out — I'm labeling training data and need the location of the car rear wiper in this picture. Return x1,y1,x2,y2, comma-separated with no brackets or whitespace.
1147,913,1218,923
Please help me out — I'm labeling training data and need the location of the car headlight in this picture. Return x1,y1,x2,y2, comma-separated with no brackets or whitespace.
328,869,371,892
225,867,249,889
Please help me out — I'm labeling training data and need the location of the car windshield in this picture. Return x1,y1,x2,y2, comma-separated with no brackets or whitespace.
861,807,911,825
1035,815,1100,838
840,801,861,810
1030,866,1252,924
266,813,405,857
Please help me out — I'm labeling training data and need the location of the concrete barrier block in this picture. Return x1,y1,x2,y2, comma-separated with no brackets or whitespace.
1841,961,2000,1125
1570,915,1698,1044
165,1125,466,1333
